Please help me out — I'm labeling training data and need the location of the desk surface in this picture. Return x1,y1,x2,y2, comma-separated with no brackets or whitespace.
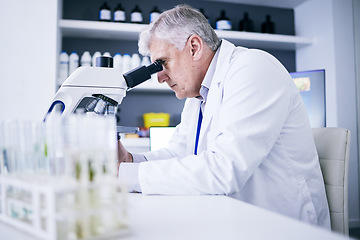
0,193,349,240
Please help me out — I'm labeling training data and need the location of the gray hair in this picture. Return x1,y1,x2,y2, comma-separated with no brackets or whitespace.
138,4,220,56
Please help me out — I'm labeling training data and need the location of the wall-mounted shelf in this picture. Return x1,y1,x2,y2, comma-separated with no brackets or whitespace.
59,19,313,51
60,19,146,41
216,30,313,50
59,19,313,91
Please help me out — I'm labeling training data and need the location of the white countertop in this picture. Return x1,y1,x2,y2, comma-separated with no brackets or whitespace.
0,193,349,240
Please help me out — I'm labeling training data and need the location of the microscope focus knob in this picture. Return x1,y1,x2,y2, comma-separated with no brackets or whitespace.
96,56,113,68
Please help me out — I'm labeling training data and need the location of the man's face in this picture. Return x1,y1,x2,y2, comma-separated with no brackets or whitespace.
149,37,202,99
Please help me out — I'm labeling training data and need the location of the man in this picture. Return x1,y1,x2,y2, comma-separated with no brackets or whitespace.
118,4,330,228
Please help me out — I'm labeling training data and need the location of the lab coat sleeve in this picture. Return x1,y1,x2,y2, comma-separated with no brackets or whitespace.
118,162,142,192
139,49,294,195
131,153,147,163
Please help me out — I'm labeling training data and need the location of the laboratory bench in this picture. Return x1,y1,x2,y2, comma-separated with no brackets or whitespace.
0,193,350,240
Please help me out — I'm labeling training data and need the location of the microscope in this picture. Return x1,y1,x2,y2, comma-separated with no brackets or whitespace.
44,56,163,122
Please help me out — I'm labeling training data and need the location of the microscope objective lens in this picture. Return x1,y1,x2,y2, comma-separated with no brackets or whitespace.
94,99,107,115
106,105,116,115
85,98,99,112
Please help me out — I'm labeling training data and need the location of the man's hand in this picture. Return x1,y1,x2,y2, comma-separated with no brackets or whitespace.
117,140,133,172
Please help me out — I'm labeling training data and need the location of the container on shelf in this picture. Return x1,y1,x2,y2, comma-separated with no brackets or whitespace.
92,51,102,67
216,10,232,30
80,51,91,67
58,51,69,87
69,52,79,75
131,5,143,24
149,6,161,23
99,2,111,22
114,4,126,23
143,113,170,128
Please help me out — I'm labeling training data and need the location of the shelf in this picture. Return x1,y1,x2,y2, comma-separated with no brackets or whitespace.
59,19,313,92
59,19,313,50
60,19,147,41
216,30,313,50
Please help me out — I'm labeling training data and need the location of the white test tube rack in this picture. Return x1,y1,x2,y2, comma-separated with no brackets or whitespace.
0,174,128,240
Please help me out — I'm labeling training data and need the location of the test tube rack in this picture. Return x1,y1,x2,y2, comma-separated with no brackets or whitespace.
0,174,128,240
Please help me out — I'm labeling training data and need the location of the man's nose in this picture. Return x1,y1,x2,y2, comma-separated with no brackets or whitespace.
157,71,168,83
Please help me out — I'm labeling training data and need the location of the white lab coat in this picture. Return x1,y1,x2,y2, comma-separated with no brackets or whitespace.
139,40,330,228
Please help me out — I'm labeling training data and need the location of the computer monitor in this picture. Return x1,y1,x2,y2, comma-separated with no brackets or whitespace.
290,69,326,127
149,127,176,151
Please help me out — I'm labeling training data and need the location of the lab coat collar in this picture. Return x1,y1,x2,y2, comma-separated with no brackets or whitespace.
198,40,232,103
211,39,236,84
197,46,220,105
200,46,220,102
198,39,236,150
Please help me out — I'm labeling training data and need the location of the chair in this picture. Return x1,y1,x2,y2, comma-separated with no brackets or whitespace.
312,128,350,236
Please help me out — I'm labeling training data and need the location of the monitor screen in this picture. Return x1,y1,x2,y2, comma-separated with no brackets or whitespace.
290,69,326,127
149,127,176,151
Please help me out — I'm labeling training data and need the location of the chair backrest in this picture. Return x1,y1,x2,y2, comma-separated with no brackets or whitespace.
312,127,350,236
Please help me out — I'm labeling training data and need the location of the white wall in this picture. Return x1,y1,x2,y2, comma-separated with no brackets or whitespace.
0,0,59,122
295,0,359,227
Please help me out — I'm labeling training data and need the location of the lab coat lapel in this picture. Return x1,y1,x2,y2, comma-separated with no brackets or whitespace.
197,40,236,150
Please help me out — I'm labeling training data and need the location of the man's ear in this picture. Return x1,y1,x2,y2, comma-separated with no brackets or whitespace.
188,35,203,61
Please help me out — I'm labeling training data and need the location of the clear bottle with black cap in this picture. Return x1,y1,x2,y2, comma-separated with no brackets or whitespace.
114,3,126,23
149,6,161,23
131,5,143,24
216,10,232,30
99,2,111,22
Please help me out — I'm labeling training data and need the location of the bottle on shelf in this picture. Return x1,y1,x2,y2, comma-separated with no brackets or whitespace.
141,56,157,82
199,8,210,25
92,51,102,67
216,10,232,30
131,5,143,24
261,15,275,34
80,51,92,67
69,52,79,75
239,12,254,32
99,2,111,22
131,53,141,69
114,3,126,23
114,53,122,70
149,6,161,23
141,56,151,66
103,52,112,57
58,51,69,87
122,54,131,74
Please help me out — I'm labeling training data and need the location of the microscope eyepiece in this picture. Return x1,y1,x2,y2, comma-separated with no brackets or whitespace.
96,56,113,68
123,60,163,88
146,60,163,75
